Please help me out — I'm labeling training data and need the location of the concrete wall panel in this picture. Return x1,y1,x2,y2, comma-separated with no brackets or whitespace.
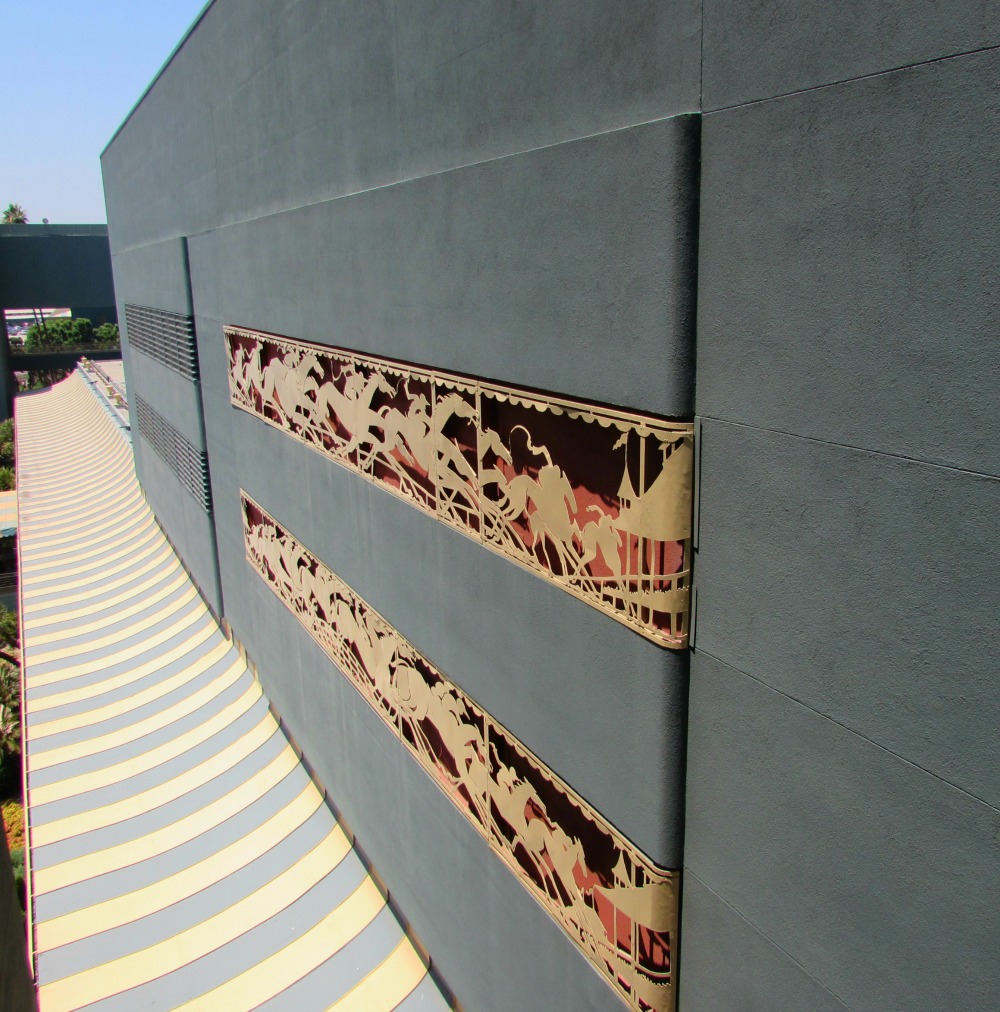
702,0,1000,109
111,237,194,483
685,650,1000,1011
678,874,849,1012
687,36,1000,1009
190,115,698,417
102,0,700,253
124,352,203,447
111,237,222,615
693,418,1000,808
698,51,1000,475
0,227,114,311
110,238,191,316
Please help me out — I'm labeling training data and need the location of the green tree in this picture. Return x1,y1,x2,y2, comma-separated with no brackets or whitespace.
23,320,59,350
23,316,97,351
0,605,17,659
1,204,27,224
0,662,19,758
0,420,12,470
94,322,120,345
17,369,71,392
73,317,95,344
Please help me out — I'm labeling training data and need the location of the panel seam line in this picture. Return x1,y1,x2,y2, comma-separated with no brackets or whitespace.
108,108,701,255
681,868,857,1011
704,41,1000,114
693,644,1000,814
697,414,1000,480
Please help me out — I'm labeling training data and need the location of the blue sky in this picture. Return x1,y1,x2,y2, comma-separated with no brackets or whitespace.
2,1,210,223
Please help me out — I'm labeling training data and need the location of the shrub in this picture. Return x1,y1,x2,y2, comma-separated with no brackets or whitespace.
0,419,12,470
0,662,19,758
0,607,18,653
94,322,120,345
2,801,23,852
16,369,72,392
24,320,61,350
23,316,95,350
0,466,13,492
71,317,95,344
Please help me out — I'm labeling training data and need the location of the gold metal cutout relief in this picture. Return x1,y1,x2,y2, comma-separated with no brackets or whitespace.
226,327,692,648
242,494,678,1011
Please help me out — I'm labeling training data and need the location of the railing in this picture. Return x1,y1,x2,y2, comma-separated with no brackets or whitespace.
82,359,127,408
78,360,130,434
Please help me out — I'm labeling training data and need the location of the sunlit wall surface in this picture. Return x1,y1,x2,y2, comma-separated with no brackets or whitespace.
102,2,1000,1009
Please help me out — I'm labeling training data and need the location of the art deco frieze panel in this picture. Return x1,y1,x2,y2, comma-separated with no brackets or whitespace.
226,327,693,648
243,494,678,1012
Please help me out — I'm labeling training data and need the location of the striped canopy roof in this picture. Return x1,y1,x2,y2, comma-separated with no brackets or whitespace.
17,373,448,1011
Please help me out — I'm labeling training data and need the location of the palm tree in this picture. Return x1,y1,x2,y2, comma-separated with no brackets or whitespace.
2,204,28,224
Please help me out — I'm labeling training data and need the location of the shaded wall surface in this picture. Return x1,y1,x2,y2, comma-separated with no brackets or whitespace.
0,225,115,318
111,241,223,617
102,2,1000,1010
0,223,117,419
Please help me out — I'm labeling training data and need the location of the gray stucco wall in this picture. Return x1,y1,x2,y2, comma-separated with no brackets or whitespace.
102,0,700,253
110,238,223,616
184,113,694,1012
103,2,698,1009
101,2,1000,1009
685,17,1000,1011
701,0,1000,110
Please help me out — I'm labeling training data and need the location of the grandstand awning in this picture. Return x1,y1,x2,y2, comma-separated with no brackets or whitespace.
16,373,447,1011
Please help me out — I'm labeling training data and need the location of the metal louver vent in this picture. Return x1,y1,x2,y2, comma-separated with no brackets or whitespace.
125,304,198,379
134,397,212,512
